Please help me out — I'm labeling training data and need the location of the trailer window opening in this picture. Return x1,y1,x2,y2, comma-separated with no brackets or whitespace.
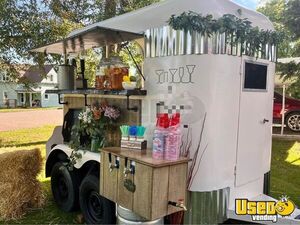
244,62,268,91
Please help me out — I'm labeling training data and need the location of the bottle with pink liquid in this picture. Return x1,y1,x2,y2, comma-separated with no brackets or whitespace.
165,113,181,161
152,114,169,160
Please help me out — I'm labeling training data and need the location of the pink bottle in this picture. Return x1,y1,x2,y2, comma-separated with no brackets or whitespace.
165,113,181,161
152,114,169,160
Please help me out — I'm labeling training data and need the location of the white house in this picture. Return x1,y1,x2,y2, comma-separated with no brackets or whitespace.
0,72,18,107
0,65,60,108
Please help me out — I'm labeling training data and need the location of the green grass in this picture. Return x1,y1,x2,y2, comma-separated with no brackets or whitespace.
0,107,62,113
0,125,57,148
0,127,299,223
0,125,76,224
270,139,300,206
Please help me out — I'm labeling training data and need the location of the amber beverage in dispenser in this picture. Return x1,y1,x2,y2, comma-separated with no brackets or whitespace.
95,59,109,90
109,56,129,90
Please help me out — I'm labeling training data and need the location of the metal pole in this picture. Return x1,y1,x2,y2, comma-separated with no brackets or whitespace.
281,85,286,135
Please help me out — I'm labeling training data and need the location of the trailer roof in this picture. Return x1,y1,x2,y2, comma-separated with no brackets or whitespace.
69,0,274,37
30,26,143,54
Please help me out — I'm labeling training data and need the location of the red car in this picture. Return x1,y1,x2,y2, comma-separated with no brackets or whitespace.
273,92,300,132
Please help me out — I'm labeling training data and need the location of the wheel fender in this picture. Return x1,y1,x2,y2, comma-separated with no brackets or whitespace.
46,144,100,177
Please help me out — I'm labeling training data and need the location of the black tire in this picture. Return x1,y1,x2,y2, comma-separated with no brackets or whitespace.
50,162,79,212
286,112,300,132
79,175,116,224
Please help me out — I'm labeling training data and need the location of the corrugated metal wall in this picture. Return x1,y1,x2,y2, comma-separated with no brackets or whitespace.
184,188,230,224
145,26,277,62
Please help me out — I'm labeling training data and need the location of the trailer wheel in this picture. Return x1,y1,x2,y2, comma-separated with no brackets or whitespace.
51,162,79,212
79,175,116,224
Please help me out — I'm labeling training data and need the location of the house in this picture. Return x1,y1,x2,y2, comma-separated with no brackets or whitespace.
0,72,18,108
0,65,60,108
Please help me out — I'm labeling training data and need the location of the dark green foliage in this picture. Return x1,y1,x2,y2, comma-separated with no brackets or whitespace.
259,0,300,98
168,11,284,57
284,0,300,39
0,0,81,80
277,61,300,98
0,0,159,84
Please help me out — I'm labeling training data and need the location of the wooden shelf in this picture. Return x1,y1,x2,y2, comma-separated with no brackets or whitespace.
102,147,190,168
45,89,147,96
46,89,147,110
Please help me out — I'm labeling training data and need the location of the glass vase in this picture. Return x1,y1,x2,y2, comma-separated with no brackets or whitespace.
91,138,101,152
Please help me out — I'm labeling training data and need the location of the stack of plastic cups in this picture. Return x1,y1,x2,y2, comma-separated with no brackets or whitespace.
165,113,181,161
152,114,169,160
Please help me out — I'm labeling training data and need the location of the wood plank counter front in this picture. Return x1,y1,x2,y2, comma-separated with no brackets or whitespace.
100,147,189,221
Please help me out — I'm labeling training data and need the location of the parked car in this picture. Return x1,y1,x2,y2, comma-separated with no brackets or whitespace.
273,91,300,132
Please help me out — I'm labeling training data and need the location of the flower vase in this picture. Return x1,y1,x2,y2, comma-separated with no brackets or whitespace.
80,134,89,147
91,138,101,152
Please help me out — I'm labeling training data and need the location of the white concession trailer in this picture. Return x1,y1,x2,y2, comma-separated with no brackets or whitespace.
33,0,300,224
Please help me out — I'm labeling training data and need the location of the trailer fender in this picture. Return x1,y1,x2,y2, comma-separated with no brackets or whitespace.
46,144,100,177
46,149,69,177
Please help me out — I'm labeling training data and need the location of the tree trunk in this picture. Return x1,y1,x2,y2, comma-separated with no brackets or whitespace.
104,0,117,19
119,0,129,14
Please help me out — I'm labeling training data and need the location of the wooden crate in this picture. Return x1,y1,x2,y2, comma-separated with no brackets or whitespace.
100,147,189,221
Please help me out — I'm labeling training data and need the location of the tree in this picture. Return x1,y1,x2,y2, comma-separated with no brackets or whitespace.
93,0,160,21
0,0,81,80
284,0,300,39
49,0,97,24
258,0,294,58
0,0,159,85
258,0,300,98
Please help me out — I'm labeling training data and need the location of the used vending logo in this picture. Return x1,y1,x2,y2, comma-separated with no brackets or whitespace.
235,196,295,223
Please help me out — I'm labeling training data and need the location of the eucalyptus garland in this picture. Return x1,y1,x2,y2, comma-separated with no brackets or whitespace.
168,11,284,58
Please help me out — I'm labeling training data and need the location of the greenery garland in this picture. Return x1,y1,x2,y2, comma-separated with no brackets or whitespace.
168,11,284,58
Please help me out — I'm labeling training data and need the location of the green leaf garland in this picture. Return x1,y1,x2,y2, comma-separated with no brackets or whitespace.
168,11,284,58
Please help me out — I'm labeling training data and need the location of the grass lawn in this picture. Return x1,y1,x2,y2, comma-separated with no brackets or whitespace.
0,107,62,113
270,139,300,206
0,127,299,223
0,126,76,224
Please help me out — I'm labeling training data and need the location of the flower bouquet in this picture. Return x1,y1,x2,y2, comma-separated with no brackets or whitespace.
69,102,120,153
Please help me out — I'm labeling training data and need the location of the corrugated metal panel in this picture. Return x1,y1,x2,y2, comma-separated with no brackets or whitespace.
184,188,230,224
145,26,277,62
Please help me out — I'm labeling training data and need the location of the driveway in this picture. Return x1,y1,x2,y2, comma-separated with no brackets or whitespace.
0,109,63,131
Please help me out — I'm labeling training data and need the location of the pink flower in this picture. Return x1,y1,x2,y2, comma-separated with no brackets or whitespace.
104,106,120,120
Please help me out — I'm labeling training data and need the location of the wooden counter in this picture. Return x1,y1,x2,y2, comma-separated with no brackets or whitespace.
102,147,190,168
100,147,189,221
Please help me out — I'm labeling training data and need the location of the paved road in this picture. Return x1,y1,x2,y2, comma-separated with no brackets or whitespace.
0,109,63,131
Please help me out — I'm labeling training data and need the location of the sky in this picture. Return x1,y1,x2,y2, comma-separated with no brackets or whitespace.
232,0,260,10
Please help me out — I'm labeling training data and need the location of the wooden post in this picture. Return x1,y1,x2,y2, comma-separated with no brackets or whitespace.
29,93,32,107
280,85,286,135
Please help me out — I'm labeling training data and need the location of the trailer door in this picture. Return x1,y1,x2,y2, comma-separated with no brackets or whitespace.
235,60,274,187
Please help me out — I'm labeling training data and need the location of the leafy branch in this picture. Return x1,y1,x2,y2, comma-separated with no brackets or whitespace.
168,11,285,58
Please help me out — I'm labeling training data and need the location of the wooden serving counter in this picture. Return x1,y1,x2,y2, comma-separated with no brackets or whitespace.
102,147,189,168
100,147,189,221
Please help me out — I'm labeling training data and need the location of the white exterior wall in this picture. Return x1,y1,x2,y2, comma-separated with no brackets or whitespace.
0,82,18,108
0,68,60,108
143,55,241,191
142,54,275,203
40,68,60,108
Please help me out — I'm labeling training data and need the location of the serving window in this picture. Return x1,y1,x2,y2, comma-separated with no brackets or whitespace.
243,62,268,91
